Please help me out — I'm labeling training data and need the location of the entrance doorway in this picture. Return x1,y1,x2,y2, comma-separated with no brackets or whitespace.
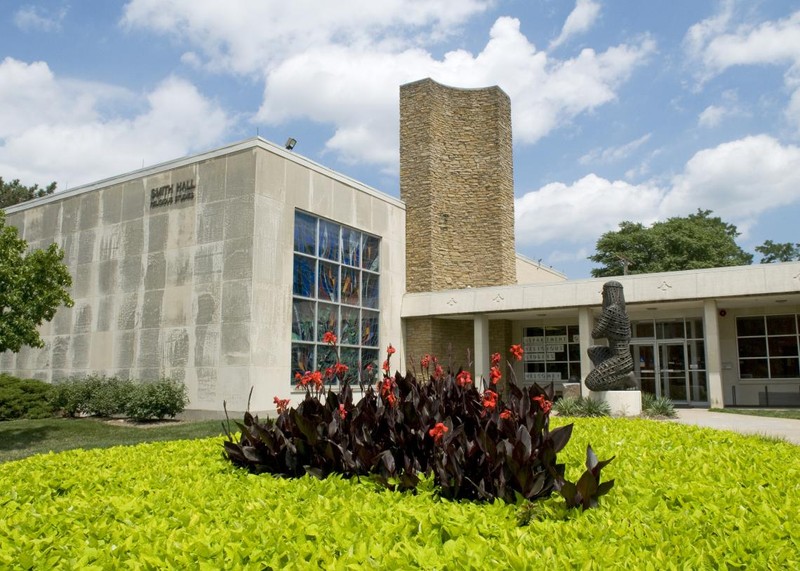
631,341,708,405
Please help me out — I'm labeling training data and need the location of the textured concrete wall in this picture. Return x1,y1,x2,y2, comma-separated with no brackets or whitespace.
400,78,516,292
1,140,406,412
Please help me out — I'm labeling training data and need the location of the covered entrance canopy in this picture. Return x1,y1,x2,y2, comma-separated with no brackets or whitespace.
401,262,800,408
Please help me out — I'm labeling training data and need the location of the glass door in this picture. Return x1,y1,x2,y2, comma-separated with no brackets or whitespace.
631,344,656,394
659,342,687,402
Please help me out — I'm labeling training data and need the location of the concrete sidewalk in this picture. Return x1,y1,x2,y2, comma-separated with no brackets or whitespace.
671,408,800,445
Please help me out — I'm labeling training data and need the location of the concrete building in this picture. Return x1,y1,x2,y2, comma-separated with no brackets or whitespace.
2,78,799,411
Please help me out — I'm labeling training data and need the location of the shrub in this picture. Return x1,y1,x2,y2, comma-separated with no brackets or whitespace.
125,378,188,421
553,396,611,417
0,374,55,420
224,344,613,508
641,393,676,418
85,375,134,417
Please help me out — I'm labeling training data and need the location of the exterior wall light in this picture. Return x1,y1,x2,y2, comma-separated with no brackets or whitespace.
285,138,297,150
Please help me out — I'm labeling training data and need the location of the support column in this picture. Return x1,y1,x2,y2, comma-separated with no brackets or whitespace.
474,315,490,385
578,307,595,397
704,300,724,408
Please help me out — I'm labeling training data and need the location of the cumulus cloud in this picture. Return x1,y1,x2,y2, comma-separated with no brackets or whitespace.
13,5,68,32
0,58,230,187
516,135,800,247
122,1,654,171
550,0,601,50
686,6,800,133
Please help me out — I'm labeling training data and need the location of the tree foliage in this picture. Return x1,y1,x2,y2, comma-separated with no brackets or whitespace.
0,210,73,353
589,209,753,277
0,177,56,209
755,240,800,263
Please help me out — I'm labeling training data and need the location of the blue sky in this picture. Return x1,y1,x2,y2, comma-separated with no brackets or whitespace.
2,0,799,278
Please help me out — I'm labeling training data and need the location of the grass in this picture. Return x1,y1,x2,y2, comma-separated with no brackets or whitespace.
710,407,800,420
0,417,227,463
1,417,797,568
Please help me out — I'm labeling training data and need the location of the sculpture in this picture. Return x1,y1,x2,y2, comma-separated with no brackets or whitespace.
585,280,635,391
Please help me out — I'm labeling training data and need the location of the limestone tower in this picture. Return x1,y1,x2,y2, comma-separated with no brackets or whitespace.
400,78,516,292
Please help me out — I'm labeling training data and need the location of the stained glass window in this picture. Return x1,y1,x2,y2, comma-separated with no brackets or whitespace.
291,210,380,385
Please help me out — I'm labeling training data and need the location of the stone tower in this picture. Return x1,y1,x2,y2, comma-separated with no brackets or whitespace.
400,78,516,369
400,78,516,292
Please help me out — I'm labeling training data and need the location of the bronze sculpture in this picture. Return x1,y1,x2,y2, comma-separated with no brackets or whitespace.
585,280,635,391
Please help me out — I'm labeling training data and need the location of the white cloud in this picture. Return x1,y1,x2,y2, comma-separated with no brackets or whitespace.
516,135,800,247
686,6,800,133
259,17,655,169
579,134,651,165
13,5,68,32
0,59,230,187
550,0,601,50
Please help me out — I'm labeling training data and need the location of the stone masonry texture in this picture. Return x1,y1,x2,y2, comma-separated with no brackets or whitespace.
400,78,516,293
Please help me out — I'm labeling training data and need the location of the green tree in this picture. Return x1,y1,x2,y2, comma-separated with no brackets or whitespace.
0,177,56,209
0,210,73,353
755,240,800,263
589,209,753,277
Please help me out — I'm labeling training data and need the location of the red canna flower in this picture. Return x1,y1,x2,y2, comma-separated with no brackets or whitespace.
338,403,347,420
482,390,498,412
273,396,291,415
323,331,337,345
387,344,396,356
334,362,349,377
309,371,323,389
532,394,552,415
456,370,472,387
382,359,390,374
428,422,448,444
490,352,501,367
500,410,513,420
489,366,502,385
510,344,524,361
433,362,444,381
420,354,431,369
325,367,334,378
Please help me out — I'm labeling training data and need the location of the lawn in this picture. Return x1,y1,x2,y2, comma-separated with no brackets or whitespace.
0,417,226,463
1,417,798,569
710,407,800,421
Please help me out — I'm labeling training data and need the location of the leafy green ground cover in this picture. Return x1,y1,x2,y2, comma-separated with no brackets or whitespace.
710,407,800,421
1,417,797,569
0,418,225,463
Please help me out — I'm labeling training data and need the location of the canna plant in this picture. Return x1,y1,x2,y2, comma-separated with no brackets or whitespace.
223,339,615,508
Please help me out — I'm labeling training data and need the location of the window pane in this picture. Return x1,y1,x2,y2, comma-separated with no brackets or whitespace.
547,362,568,381
738,337,766,357
292,255,315,297
737,316,765,336
291,300,315,341
361,349,379,383
341,267,360,306
658,321,684,339
689,370,707,402
568,343,580,361
363,235,379,271
633,321,654,338
291,343,314,378
342,228,360,267
686,319,704,339
362,311,379,346
362,272,379,309
317,303,338,342
545,325,567,338
294,212,316,254
340,306,359,346
770,358,800,378
739,359,768,379
318,220,340,261
339,347,360,382
768,336,799,357
688,340,706,369
767,315,797,335
568,362,581,380
317,345,338,381
318,261,339,302
525,327,544,337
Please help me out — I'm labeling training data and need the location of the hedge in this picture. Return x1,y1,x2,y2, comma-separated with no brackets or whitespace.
1,418,798,569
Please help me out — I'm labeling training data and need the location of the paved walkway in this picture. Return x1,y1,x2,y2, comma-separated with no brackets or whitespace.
671,409,800,445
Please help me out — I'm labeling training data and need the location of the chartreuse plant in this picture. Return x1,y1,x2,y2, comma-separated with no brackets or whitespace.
1,419,798,568
225,343,613,506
